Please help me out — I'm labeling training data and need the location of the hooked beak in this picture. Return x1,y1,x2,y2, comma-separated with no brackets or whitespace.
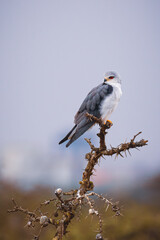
104,77,111,82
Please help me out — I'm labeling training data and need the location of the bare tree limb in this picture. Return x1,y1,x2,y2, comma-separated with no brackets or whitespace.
8,114,148,240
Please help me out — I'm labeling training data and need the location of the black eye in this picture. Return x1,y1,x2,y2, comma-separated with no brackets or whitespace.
109,76,114,79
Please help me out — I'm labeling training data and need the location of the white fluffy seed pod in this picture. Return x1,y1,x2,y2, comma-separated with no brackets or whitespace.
55,188,62,195
96,233,103,240
94,210,99,216
76,190,81,199
27,221,32,227
40,216,48,225
89,208,95,215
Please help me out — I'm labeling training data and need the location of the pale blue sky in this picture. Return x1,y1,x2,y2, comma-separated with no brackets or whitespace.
0,0,160,188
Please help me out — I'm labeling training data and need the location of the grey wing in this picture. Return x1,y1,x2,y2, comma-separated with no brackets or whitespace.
74,83,113,124
66,83,113,147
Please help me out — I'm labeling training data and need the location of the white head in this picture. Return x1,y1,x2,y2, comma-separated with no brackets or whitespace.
103,71,121,84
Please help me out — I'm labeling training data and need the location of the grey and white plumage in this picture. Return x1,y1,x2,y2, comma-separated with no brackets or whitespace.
59,71,122,147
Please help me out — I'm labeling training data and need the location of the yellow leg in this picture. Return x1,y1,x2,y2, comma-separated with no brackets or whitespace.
106,119,113,125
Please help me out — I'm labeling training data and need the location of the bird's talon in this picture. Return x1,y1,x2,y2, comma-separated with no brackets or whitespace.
106,120,113,125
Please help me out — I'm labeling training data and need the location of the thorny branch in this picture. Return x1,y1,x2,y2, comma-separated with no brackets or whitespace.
8,114,148,240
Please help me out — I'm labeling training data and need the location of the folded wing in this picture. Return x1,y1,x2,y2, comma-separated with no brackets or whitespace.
59,83,113,147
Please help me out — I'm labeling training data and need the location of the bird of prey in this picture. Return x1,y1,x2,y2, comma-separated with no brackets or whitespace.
59,71,122,147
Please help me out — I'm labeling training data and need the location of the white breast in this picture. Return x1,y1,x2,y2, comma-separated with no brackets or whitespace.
100,82,122,122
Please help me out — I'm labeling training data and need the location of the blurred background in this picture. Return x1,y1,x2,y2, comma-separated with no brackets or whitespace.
1,0,160,239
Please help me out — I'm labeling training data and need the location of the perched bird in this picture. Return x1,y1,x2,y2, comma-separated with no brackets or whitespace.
59,71,122,147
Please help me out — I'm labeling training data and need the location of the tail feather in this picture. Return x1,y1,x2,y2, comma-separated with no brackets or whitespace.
59,125,77,145
66,121,94,147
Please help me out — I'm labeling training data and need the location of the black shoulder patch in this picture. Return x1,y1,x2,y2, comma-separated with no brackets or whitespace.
107,84,113,94
103,84,113,94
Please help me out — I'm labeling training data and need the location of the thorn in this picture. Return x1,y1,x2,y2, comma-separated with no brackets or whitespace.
132,132,142,142
124,150,127,157
105,204,110,212
135,147,140,151
119,152,124,158
128,149,131,156
12,198,17,206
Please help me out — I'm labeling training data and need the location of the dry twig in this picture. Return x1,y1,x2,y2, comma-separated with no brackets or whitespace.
8,114,148,239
